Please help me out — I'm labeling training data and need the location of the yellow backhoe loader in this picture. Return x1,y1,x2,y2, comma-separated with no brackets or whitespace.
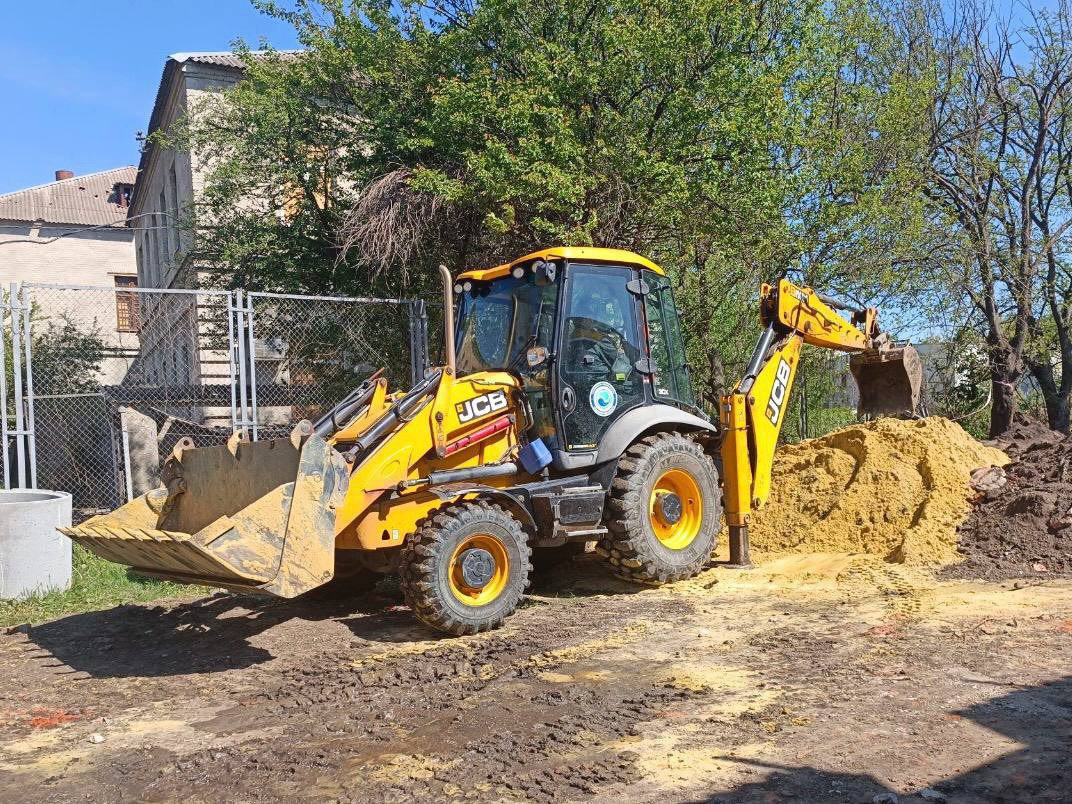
62,248,922,634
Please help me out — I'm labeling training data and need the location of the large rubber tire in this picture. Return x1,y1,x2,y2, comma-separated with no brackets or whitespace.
400,501,532,635
598,432,720,584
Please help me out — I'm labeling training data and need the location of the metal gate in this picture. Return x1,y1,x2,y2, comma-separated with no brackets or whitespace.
1,283,427,519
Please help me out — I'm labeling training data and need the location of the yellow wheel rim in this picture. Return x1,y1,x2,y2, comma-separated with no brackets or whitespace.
448,534,510,606
649,468,703,550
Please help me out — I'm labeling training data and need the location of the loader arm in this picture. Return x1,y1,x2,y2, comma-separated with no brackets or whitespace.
718,279,921,566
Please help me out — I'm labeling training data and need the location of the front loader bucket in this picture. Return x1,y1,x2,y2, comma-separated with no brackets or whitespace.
61,429,346,598
849,345,924,419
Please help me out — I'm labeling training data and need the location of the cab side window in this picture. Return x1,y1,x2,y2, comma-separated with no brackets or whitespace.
643,272,694,405
645,287,674,400
518,280,560,442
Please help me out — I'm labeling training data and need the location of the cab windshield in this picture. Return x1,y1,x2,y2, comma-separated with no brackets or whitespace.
455,275,550,375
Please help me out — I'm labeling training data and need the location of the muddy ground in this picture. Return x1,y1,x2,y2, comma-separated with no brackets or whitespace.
1,553,1070,804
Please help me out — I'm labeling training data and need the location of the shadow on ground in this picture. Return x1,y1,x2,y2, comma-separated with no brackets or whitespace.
14,553,639,680
15,583,419,678
699,676,1072,803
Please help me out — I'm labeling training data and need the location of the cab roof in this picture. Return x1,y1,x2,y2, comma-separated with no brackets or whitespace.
456,247,665,282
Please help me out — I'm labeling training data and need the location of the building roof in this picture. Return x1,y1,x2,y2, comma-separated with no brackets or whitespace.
168,52,254,69
0,166,138,227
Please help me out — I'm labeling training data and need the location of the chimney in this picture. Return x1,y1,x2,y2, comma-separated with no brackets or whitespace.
55,169,74,181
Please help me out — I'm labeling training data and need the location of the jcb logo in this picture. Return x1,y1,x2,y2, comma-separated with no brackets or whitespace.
765,359,791,425
456,390,508,423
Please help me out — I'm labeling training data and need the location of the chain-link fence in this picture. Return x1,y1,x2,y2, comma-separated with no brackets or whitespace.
2,283,426,520
242,292,425,440
4,275,1016,519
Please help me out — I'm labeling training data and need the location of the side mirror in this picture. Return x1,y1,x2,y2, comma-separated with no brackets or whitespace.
526,345,549,368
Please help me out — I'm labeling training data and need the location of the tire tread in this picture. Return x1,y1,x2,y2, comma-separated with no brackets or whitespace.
400,500,532,635
597,432,719,585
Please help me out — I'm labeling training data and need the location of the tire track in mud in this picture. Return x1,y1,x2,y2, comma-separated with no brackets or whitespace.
144,677,706,803
836,557,929,616
334,683,701,803
16,563,1050,803
95,591,706,802
259,607,657,715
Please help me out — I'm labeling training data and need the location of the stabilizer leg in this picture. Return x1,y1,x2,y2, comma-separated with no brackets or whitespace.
725,524,752,569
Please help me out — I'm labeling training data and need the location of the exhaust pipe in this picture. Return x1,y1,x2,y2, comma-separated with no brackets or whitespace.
440,264,456,376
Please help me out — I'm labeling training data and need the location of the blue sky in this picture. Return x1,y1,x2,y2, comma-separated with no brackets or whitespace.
0,1,300,195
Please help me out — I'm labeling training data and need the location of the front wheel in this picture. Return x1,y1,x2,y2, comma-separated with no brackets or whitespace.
400,501,532,635
598,432,720,584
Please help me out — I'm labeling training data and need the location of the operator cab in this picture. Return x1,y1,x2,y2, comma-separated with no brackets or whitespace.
454,248,695,471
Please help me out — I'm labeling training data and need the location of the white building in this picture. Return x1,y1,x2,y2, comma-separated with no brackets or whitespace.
0,167,137,286
129,52,256,290
122,52,260,401
0,167,140,385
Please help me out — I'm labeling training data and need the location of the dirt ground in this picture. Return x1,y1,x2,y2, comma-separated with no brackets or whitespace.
1,552,1070,804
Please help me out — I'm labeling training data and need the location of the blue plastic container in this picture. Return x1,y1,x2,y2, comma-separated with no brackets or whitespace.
519,438,553,474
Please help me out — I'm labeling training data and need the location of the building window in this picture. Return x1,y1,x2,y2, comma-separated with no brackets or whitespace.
112,182,134,208
167,162,180,259
158,190,171,265
114,276,140,333
147,226,159,286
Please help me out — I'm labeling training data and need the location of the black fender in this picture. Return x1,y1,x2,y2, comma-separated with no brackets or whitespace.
429,481,538,535
594,404,718,464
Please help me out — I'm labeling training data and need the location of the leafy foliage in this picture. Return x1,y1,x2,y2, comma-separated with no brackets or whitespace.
4,310,107,397
913,0,1072,433
31,318,108,395
178,0,934,411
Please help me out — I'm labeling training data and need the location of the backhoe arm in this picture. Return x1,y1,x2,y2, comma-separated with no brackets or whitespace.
717,279,888,566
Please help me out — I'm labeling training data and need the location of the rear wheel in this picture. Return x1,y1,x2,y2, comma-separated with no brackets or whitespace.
598,432,720,584
400,501,532,635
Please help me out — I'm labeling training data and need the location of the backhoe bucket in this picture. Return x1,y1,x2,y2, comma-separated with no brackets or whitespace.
60,428,346,598
849,345,924,419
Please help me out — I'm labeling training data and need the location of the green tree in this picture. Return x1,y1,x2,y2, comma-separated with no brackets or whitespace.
4,311,107,397
915,0,1072,434
181,0,934,409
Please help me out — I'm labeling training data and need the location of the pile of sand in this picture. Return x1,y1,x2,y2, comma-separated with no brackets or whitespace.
748,417,1007,566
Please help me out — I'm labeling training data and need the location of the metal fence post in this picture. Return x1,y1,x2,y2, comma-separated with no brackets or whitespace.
8,282,26,488
408,299,429,386
234,289,250,435
245,292,259,440
121,416,134,503
20,284,37,488
226,290,239,433
0,289,9,489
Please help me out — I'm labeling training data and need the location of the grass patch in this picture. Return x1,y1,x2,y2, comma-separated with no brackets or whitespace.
0,545,202,628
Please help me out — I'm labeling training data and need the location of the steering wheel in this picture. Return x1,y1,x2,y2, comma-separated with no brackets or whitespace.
566,317,639,376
